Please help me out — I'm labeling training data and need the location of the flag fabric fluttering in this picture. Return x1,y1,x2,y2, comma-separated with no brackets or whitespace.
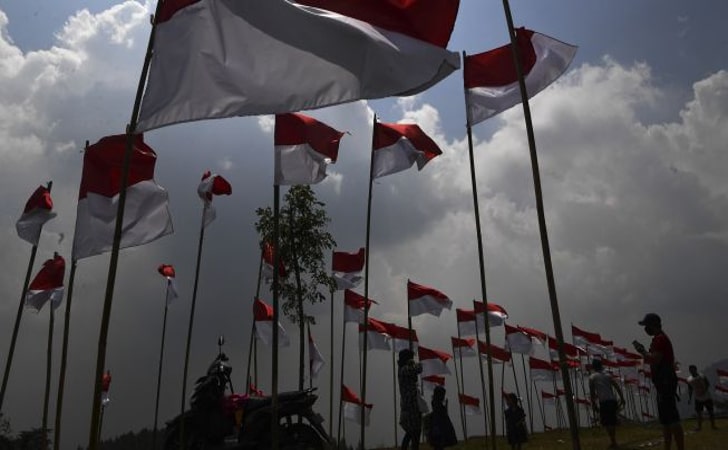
418,346,452,376
463,27,577,126
332,248,365,290
101,370,112,406
343,290,376,324
383,322,418,352
717,369,728,385
372,123,443,179
261,241,287,281
407,280,453,317
423,375,445,392
197,170,232,227
541,390,558,406
504,324,534,355
473,301,508,327
25,254,65,311
358,318,390,351
571,325,601,348
341,384,373,426
137,0,461,132
459,393,481,416
253,298,290,347
274,113,345,185
308,329,325,379
547,337,583,362
157,263,179,305
478,341,512,364
72,134,173,261
456,309,478,336
529,356,557,382
16,185,56,246
451,337,476,358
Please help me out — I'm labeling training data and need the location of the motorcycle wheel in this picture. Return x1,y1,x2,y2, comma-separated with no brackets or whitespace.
279,423,324,450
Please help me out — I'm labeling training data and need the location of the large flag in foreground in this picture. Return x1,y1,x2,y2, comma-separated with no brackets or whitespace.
332,248,365,290
253,298,290,347
72,134,173,260
137,0,461,132
407,280,452,317
372,123,443,178
197,171,232,227
464,28,577,126
16,185,56,245
25,254,65,311
275,113,345,185
342,385,372,426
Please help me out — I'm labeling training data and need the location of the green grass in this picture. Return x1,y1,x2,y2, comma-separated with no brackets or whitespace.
378,417,728,450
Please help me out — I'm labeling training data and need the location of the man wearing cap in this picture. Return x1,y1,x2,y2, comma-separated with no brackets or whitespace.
633,313,684,450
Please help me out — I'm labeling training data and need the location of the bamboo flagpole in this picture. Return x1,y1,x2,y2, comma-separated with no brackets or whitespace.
152,277,173,450
499,2,580,447
271,184,282,450
53,258,77,450
336,298,347,445
245,250,264,392
360,113,377,450
86,0,165,446
329,288,334,436
42,300,56,450
473,315,490,446
451,338,467,440
0,180,52,411
461,58,498,447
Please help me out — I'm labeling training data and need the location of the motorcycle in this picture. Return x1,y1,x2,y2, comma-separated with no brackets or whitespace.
165,342,331,449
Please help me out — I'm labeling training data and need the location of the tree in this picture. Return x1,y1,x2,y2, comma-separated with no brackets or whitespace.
256,186,336,389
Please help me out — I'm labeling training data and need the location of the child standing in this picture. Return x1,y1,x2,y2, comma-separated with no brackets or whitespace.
427,386,457,449
504,393,528,450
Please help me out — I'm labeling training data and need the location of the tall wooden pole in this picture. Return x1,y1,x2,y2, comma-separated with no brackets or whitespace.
336,311,347,445
87,0,164,446
328,288,334,436
360,114,376,450
473,319,490,446
245,251,264,391
178,205,208,448
271,184,281,450
53,258,77,450
391,346,398,447
0,180,52,411
499,2,580,447
451,338,467,440
520,355,534,432
42,305,55,450
152,281,171,450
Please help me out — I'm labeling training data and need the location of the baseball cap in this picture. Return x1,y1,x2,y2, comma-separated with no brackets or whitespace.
638,313,661,326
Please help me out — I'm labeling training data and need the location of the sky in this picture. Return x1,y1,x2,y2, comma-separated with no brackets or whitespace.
1,0,727,448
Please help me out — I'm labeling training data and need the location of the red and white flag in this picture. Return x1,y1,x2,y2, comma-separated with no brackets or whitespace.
571,325,601,347
384,322,419,353
459,393,481,416
464,28,577,126
197,170,232,227
274,113,345,185
25,253,65,311
16,185,56,246
72,134,173,261
157,263,179,305
137,0,460,132
456,309,478,336
715,384,728,397
547,337,583,362
451,337,476,359
717,368,728,385
343,290,376,324
253,298,290,347
308,328,325,379
504,324,534,355
261,241,286,281
359,317,390,351
478,341,512,364
372,123,443,179
423,375,445,392
332,248,365,290
473,301,508,327
541,390,557,406
341,385,372,426
418,345,452,376
529,356,557,382
407,280,452,317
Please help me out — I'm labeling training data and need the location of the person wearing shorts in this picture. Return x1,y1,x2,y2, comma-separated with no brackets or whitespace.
687,364,717,431
589,359,625,449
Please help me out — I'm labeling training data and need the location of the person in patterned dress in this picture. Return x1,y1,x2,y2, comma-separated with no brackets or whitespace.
398,349,423,450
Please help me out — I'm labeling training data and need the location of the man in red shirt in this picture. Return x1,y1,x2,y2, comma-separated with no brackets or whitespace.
633,313,684,450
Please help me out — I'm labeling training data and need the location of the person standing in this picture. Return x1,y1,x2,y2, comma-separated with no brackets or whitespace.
398,349,423,450
589,359,625,449
633,313,685,450
687,364,718,431
427,385,457,449
504,393,528,450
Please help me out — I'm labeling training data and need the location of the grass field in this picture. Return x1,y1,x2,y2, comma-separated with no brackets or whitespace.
378,417,728,450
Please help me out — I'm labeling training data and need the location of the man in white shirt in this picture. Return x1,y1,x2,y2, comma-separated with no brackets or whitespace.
589,359,625,449
687,365,717,431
